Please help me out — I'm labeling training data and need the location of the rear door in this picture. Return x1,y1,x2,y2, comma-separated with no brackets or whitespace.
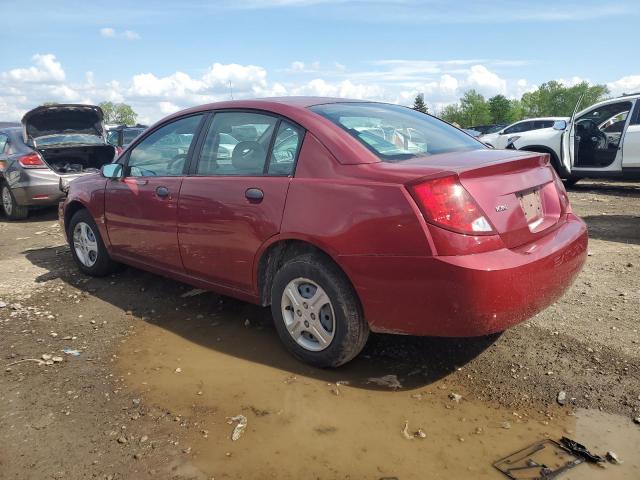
622,100,640,168
104,114,205,273
178,110,304,293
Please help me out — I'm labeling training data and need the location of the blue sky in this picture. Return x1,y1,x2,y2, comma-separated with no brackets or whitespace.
1,0,638,123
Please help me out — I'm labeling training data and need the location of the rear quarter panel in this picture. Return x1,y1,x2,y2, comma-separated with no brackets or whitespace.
280,133,432,258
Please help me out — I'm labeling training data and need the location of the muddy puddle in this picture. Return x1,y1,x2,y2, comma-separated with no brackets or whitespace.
117,301,640,480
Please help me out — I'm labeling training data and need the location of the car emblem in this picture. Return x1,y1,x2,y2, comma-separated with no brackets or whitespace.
495,205,508,212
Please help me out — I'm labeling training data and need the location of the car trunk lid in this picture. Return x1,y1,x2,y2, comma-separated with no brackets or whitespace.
365,149,565,249
22,104,106,142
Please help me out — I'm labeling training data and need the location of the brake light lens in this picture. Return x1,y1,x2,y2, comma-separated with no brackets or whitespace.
410,175,495,235
18,152,46,169
552,170,571,213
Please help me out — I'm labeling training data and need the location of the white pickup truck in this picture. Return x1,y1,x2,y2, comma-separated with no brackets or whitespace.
479,93,640,185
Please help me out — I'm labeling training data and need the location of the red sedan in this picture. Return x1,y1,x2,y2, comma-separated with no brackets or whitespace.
60,98,587,367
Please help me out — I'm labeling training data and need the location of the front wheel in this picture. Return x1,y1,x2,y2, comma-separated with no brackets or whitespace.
1,184,28,220
270,253,369,367
68,209,120,276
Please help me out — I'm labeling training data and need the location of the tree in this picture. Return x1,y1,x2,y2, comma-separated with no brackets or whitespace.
521,81,609,118
440,103,464,126
506,99,523,123
413,93,428,114
488,95,511,124
459,90,491,127
99,101,138,125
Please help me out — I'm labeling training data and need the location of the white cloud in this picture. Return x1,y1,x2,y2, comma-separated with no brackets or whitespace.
0,53,637,125
607,75,640,96
466,65,507,96
100,27,141,40
100,27,116,38
0,54,65,83
123,30,141,40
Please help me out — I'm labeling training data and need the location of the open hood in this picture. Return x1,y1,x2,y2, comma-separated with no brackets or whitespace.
22,104,106,141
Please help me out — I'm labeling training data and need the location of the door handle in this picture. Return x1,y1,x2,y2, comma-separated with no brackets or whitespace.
245,188,264,202
156,186,170,198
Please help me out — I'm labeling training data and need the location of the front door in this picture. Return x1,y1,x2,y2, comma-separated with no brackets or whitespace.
622,101,640,169
178,111,304,293
105,114,205,273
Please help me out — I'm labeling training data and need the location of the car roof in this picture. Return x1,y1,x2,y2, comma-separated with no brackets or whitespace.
163,96,374,121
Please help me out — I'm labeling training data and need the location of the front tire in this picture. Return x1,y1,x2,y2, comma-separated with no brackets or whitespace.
68,209,119,276
270,253,369,367
1,184,28,220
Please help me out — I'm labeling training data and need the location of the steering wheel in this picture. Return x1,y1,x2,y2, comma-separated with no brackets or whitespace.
232,141,266,170
167,153,188,174
577,119,608,149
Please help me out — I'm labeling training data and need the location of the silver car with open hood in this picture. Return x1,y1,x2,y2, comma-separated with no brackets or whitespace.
0,104,116,219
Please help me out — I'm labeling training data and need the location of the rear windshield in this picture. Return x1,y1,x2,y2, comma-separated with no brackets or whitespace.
309,102,483,161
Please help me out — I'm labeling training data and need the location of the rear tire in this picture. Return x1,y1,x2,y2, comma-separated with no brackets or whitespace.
562,177,579,187
68,209,119,276
1,184,28,220
270,253,369,368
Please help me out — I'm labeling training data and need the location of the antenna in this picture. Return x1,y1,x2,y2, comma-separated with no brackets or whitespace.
229,81,233,100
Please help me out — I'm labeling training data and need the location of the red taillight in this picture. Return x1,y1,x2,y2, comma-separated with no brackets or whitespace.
409,175,495,235
551,170,571,213
18,152,46,169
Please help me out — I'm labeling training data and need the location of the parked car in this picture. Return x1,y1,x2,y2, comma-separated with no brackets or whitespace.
60,98,587,367
468,124,507,135
480,117,568,149
106,124,148,154
0,104,116,219
462,128,482,137
483,93,640,184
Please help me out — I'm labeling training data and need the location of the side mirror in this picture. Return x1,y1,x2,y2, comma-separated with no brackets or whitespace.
553,120,567,130
101,163,123,179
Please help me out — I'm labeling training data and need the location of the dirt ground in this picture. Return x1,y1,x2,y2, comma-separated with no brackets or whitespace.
0,180,639,480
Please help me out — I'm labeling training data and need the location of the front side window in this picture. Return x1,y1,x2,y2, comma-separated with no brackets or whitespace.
196,112,278,176
310,102,482,161
533,120,554,129
127,115,203,177
0,134,7,154
269,121,303,175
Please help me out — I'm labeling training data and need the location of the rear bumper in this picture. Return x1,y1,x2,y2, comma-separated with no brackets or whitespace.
9,169,64,206
340,214,588,337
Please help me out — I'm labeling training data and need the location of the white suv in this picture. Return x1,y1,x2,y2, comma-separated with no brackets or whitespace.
480,94,640,184
481,117,568,150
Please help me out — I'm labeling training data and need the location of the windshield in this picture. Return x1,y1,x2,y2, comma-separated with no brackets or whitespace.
36,134,104,147
309,102,483,161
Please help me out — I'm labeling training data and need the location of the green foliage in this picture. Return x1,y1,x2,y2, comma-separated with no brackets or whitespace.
440,103,464,126
488,95,511,124
99,101,138,126
435,80,610,128
412,93,428,114
521,81,609,118
459,90,491,126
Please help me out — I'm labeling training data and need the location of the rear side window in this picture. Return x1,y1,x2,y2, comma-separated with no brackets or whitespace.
504,121,532,134
196,111,279,176
309,102,482,161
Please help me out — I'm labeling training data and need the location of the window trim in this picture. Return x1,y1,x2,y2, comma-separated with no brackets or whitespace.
121,112,208,177
188,108,306,178
631,99,640,125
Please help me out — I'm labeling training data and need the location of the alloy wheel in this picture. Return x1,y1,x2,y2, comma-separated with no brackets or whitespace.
281,277,335,352
72,222,99,267
2,187,13,216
